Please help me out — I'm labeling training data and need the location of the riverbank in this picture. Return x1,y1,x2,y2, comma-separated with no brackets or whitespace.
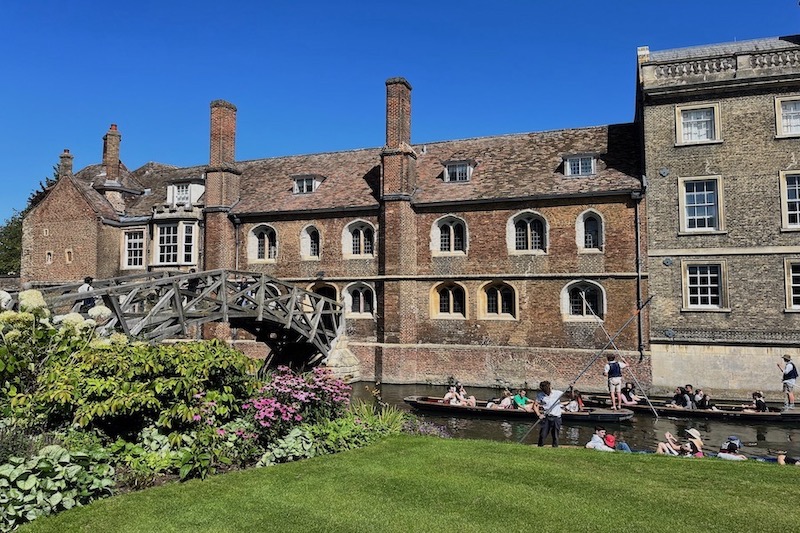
22,436,797,533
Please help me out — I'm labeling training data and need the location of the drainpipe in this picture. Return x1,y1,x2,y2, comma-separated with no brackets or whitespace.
632,176,647,361
231,215,241,271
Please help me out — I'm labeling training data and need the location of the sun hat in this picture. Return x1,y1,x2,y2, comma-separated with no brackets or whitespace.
685,428,702,440
783,354,792,361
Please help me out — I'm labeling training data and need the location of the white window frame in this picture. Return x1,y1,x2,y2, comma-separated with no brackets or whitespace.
344,282,375,318
559,280,606,322
293,176,318,194
154,222,197,266
785,259,800,312
779,171,800,231
682,261,729,311
776,97,800,138
675,103,721,145
174,184,190,205
249,225,278,263
342,220,376,259
576,210,604,253
565,156,595,177
123,229,145,269
678,175,725,233
443,162,473,183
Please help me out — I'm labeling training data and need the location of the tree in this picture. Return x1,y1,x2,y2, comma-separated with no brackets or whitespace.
0,165,58,276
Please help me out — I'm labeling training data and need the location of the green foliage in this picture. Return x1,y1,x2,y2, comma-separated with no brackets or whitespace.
307,400,409,455
0,444,114,532
109,427,181,489
256,427,315,467
0,211,23,276
20,340,258,437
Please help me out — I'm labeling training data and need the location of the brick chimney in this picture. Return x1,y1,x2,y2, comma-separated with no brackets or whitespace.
102,124,121,182
58,149,73,178
210,100,237,166
385,77,412,149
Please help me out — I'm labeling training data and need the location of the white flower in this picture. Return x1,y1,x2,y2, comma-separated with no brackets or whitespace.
18,290,49,316
88,305,113,321
59,313,86,328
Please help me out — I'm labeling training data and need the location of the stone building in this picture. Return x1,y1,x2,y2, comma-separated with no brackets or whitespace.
638,36,800,396
21,78,646,390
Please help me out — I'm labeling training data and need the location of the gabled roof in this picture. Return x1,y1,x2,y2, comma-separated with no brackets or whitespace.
126,163,206,216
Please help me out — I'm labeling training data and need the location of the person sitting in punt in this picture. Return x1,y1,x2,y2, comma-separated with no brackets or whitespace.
668,386,693,408
620,382,643,405
487,389,514,409
513,389,536,412
741,390,768,412
456,383,477,407
693,388,716,410
563,387,584,412
443,386,461,405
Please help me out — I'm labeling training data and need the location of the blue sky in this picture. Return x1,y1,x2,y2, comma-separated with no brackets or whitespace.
2,0,800,222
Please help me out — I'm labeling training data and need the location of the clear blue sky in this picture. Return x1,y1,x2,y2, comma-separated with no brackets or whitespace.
2,0,800,223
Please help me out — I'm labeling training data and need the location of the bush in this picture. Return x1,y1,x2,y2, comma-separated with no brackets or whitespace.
256,427,315,467
308,401,409,455
243,366,350,444
0,444,115,532
15,340,258,438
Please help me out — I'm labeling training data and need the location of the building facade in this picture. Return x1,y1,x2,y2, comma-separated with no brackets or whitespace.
638,36,800,396
21,78,646,391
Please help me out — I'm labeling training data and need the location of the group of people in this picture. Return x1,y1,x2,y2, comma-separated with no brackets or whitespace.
668,384,715,410
585,426,632,452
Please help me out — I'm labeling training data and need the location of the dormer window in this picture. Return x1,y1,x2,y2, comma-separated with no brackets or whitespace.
565,156,595,177
444,161,473,183
293,175,323,194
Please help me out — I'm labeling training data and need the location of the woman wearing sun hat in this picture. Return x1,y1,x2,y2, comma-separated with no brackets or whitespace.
684,428,704,457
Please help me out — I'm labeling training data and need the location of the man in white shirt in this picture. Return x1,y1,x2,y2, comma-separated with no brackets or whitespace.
534,380,564,447
585,426,615,452
779,354,797,410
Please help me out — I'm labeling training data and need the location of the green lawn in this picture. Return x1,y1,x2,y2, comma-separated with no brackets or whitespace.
22,436,798,533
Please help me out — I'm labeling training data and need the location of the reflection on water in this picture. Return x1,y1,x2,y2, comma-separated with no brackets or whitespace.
351,382,800,458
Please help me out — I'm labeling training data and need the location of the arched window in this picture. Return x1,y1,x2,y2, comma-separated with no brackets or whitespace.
577,210,604,252
434,283,466,318
507,211,547,253
563,281,605,319
301,226,321,259
431,216,468,255
482,282,516,318
250,225,278,262
344,221,375,257
345,283,374,317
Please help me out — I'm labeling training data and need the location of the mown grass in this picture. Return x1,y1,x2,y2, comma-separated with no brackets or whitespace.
22,436,798,533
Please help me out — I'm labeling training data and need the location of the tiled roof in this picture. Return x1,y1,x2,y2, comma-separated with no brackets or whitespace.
67,170,119,221
648,35,800,62
126,163,206,216
232,149,382,215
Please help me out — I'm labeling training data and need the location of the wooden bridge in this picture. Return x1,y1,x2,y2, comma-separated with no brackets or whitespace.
15,270,343,367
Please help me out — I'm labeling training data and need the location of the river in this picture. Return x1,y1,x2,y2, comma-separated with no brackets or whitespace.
350,383,800,458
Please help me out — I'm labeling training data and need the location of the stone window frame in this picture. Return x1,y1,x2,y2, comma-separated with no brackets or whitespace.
293,175,323,194
64,249,73,264
122,228,146,269
677,175,726,234
674,102,722,146
576,209,604,253
784,259,800,313
779,171,800,231
431,215,468,256
300,225,321,261
430,281,468,320
248,224,278,263
477,280,518,320
560,280,605,322
507,210,547,255
343,282,375,319
45,251,53,265
775,96,800,138
681,260,730,312
342,219,376,259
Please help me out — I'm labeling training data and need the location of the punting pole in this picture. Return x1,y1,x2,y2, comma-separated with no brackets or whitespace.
518,295,654,444
580,293,659,420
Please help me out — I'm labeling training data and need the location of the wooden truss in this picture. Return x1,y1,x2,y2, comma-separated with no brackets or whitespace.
27,269,343,363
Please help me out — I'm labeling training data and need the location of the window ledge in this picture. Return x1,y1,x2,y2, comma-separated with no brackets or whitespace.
479,315,517,321
508,249,547,256
784,308,800,314
346,313,374,319
780,227,800,233
775,134,800,140
250,259,277,264
563,316,604,323
677,230,727,236
674,139,724,147
578,248,604,255
432,252,468,258
680,307,731,313
433,314,467,320
301,256,321,261
343,254,375,260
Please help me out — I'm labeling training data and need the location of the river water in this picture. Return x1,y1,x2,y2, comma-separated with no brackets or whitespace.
350,383,800,458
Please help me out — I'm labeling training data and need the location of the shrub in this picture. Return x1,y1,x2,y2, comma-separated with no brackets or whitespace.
0,444,115,532
16,340,258,438
308,401,409,455
243,366,350,444
256,427,315,467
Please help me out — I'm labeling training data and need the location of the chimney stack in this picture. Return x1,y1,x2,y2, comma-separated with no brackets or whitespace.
210,100,237,166
385,77,412,149
58,149,73,178
102,124,121,182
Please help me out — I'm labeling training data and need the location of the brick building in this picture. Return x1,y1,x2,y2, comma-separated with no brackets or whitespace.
21,77,646,390
638,36,800,396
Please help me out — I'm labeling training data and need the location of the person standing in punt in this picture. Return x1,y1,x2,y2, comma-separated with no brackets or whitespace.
778,354,797,411
603,354,627,411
